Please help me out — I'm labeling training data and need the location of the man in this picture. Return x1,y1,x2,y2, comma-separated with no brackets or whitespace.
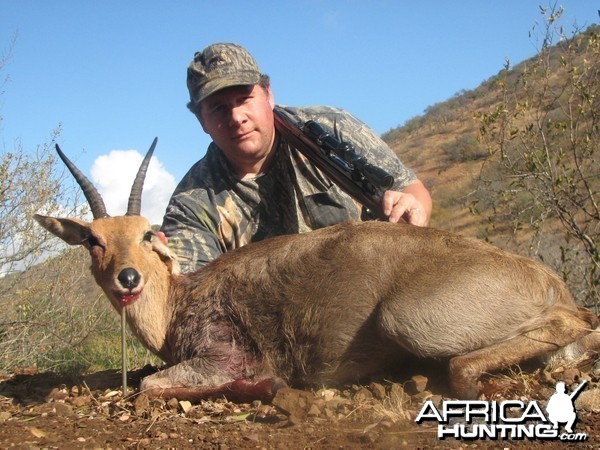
161,43,432,273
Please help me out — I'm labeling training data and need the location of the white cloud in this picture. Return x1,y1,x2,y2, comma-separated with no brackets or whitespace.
91,150,176,226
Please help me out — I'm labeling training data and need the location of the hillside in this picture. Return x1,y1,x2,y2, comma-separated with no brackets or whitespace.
383,24,599,244
382,66,509,236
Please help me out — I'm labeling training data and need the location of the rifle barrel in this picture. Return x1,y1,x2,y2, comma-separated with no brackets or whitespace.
273,107,392,220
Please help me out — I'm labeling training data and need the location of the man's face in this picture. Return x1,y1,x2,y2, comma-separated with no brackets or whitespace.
199,84,275,169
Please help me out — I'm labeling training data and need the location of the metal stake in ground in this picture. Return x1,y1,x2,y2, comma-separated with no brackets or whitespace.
121,307,128,396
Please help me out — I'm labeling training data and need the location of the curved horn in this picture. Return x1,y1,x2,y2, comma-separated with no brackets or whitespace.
126,137,157,216
55,145,109,219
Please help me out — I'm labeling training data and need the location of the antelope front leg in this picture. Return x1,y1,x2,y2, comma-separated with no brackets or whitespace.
140,359,287,403
142,378,287,403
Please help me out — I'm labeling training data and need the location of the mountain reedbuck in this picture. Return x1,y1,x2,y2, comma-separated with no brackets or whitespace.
35,140,600,402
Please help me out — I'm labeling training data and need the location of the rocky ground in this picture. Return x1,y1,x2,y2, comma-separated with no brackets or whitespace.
0,363,599,449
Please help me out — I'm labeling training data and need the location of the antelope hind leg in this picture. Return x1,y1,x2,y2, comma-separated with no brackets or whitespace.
449,306,598,399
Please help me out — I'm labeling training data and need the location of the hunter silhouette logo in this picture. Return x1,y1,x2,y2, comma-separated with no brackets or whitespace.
416,381,589,441
546,380,587,434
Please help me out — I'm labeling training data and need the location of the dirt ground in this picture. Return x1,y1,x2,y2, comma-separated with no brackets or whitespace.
0,364,598,449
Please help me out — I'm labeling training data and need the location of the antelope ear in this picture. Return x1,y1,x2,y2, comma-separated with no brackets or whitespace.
151,235,180,275
34,214,92,246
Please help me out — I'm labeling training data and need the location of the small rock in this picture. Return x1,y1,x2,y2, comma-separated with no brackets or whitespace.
353,387,373,402
323,407,336,419
53,403,73,417
272,387,315,420
369,382,387,400
71,395,90,408
427,394,444,406
335,402,352,415
552,368,581,384
244,433,259,442
540,369,554,384
579,372,592,382
412,390,434,402
287,414,303,426
316,388,336,402
166,397,179,410
46,387,68,401
405,375,428,395
103,390,120,398
28,427,46,438
254,404,275,419
134,393,150,416
575,388,600,412
325,397,349,411
307,403,322,417
179,400,192,414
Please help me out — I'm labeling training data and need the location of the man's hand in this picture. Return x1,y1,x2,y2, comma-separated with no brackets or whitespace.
382,191,427,225
381,180,432,226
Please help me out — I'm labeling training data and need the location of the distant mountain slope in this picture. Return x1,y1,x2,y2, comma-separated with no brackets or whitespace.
383,24,599,240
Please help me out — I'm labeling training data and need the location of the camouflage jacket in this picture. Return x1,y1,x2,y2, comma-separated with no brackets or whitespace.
160,106,416,273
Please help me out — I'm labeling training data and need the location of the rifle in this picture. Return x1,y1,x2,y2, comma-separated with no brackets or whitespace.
273,106,394,220
568,380,588,400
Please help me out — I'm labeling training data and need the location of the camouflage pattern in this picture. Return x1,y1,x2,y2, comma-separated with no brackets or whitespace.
187,43,262,108
160,106,416,273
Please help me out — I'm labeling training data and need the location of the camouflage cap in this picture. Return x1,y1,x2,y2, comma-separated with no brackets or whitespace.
187,43,262,108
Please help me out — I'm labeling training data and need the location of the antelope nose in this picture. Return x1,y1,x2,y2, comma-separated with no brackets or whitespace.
118,268,141,290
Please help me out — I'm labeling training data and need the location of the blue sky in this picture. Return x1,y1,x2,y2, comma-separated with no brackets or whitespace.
2,1,598,223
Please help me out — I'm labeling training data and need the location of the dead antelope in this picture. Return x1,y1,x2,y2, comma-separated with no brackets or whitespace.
35,140,600,402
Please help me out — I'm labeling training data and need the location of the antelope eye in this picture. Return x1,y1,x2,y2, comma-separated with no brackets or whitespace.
143,231,155,242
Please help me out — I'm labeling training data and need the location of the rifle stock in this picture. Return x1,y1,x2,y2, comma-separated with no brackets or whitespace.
273,107,393,220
